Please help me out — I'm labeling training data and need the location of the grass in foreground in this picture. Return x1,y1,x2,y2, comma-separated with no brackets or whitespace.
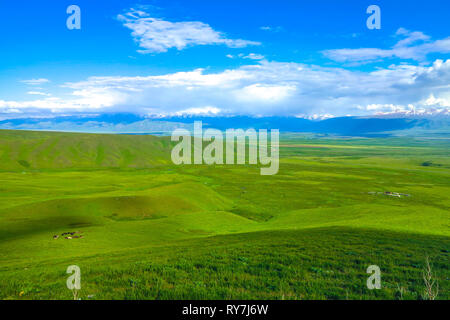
0,130,448,299
1,227,448,300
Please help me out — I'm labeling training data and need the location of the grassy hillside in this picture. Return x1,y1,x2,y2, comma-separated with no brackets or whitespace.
0,129,172,170
1,227,448,300
0,130,448,300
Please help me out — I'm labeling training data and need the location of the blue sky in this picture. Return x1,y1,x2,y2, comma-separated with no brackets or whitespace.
1,0,449,120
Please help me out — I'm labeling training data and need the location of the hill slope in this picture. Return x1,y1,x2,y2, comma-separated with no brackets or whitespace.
0,129,448,300
0,130,173,170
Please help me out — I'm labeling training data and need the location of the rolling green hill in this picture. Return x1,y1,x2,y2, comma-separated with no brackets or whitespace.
0,129,173,170
0,129,448,300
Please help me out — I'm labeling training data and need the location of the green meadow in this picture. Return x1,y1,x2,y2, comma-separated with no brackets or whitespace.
0,129,448,300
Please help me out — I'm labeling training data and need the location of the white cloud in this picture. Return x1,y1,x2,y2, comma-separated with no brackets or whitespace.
236,84,295,102
364,104,410,113
1,108,22,114
118,8,260,53
21,78,50,86
423,94,450,107
27,91,51,96
323,28,450,63
394,28,430,47
2,59,450,118
243,53,265,60
226,53,265,60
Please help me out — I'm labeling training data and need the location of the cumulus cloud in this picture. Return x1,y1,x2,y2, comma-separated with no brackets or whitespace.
323,28,450,63
423,94,450,107
118,8,260,53
2,59,450,119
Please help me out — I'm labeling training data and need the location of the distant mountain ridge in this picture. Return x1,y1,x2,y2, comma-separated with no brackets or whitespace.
0,114,449,136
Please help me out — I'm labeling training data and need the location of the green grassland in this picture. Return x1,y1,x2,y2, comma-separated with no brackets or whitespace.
0,130,448,300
